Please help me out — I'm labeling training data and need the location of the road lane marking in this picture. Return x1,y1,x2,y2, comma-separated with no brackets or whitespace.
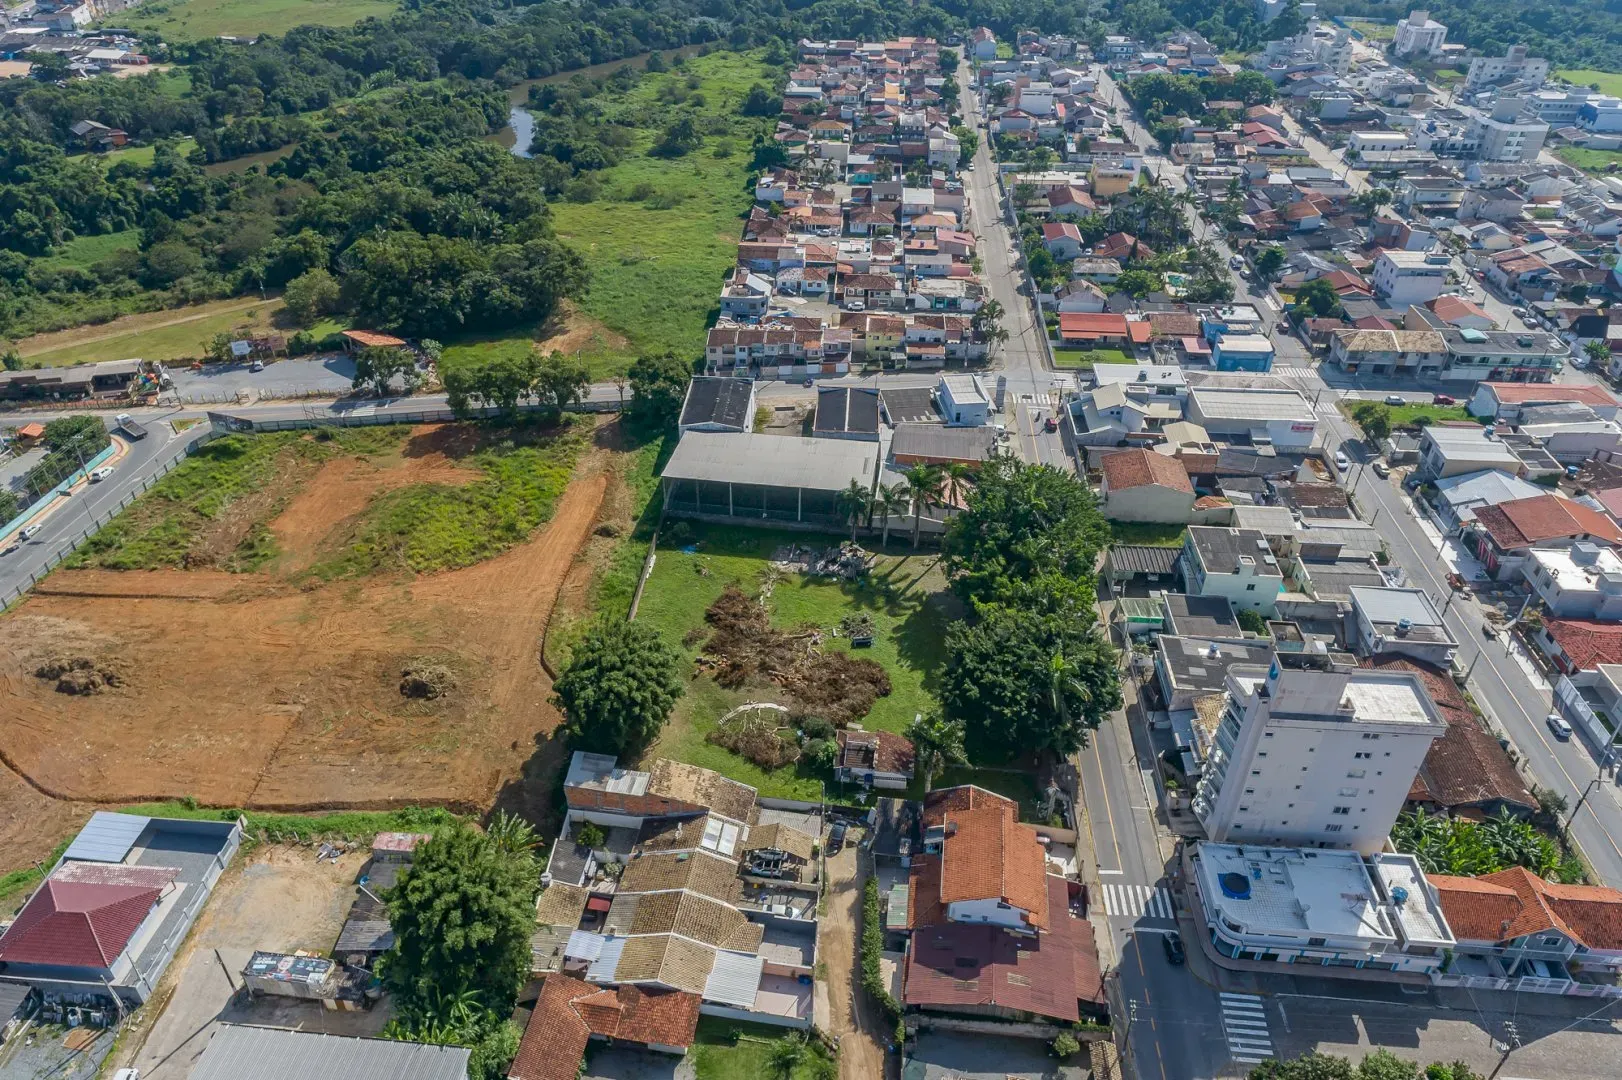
1220,994,1275,1064
1101,883,1174,920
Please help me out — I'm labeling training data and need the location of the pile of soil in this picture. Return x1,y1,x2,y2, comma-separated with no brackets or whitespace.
34,655,127,696
400,660,457,700
700,586,890,726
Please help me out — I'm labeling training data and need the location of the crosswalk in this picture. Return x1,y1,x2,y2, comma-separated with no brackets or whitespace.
1220,993,1276,1065
1098,882,1175,920
1271,365,1320,380
1314,401,1343,417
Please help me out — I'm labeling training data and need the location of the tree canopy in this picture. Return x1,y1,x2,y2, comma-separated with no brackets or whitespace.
625,351,695,433
552,619,686,756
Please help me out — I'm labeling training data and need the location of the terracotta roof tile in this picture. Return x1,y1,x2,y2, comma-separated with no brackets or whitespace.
1434,867,1622,950
0,864,177,968
511,974,701,1080
1485,383,1619,407
1102,449,1192,494
1475,495,1622,551
1542,619,1622,671
934,802,1050,930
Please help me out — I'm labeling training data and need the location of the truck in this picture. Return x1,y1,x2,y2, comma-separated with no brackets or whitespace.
114,413,148,441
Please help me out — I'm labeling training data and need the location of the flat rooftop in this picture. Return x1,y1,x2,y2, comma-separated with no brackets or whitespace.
1350,586,1455,644
1528,544,1622,592
1190,387,1315,422
1197,843,1396,943
662,431,878,494
1261,669,1441,728
1369,853,1454,948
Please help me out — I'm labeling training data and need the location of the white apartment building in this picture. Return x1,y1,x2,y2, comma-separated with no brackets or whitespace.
1525,543,1622,619
1372,249,1447,308
1465,46,1549,90
1393,10,1447,57
1472,100,1549,163
1182,527,1286,617
1192,664,1448,855
1192,844,1455,972
1348,131,1412,154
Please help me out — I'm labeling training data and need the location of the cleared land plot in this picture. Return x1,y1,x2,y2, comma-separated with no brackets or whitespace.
1053,347,1131,368
122,846,386,1080
1339,400,1470,430
1555,146,1622,174
0,420,603,812
634,524,954,800
120,0,397,40
1556,70,1622,97
15,297,282,367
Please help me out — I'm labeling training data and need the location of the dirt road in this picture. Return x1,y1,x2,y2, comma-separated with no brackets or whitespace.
821,842,891,1080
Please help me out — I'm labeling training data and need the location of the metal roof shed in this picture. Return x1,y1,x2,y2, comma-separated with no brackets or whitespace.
62,812,150,864
660,432,878,527
190,1025,470,1080
703,949,764,1009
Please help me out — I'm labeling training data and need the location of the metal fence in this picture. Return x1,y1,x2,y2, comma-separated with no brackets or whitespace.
0,431,218,612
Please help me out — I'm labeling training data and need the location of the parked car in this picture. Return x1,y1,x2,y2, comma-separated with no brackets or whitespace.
1432,394,1456,405
1372,461,1390,478
1162,932,1186,965
249,359,264,372
1384,394,1406,406
1044,415,1059,432
1547,713,1573,740
1,539,20,556
1228,255,1243,270
1513,307,1528,318
828,821,848,852
89,466,115,482
1334,451,1350,471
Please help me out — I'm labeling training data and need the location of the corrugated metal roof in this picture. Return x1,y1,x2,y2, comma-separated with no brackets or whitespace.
585,935,626,983
702,949,763,1009
0,981,32,1020
565,929,607,961
189,1025,470,1080
1107,545,1180,576
62,812,149,864
661,432,877,493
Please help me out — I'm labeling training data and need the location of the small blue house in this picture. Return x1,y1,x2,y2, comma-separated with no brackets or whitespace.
1211,333,1275,372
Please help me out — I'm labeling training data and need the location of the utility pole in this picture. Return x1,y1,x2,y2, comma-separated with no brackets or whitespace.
1567,751,1616,832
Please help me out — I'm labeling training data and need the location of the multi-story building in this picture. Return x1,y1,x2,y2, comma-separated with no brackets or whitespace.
1471,99,1549,163
1191,664,1448,854
1181,526,1286,617
1465,46,1549,91
1371,249,1447,308
1393,9,1447,57
1525,543,1622,619
1349,586,1458,669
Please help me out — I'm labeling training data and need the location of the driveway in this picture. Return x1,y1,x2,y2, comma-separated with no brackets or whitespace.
821,840,891,1080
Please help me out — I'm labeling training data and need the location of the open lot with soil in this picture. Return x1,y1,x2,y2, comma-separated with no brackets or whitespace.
0,419,609,822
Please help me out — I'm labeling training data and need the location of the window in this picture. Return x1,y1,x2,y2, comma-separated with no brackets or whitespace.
1251,770,1261,776
1245,788,1255,794
1240,806,1250,812
1332,806,1351,815
1246,584,1256,591
1347,770,1366,779
1264,732,1275,738
1325,824,1343,833
1542,936,1563,947
1354,752,1371,760
1339,788,1359,797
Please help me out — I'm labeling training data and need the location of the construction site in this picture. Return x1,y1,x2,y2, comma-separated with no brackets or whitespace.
0,419,617,834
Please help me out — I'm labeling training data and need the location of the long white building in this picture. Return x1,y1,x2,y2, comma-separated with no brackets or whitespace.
1192,664,1447,855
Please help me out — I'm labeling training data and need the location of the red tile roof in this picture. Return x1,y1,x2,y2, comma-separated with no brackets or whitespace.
0,864,177,968
1102,449,1192,494
1322,270,1373,296
903,875,1101,1021
1042,222,1082,242
510,974,701,1080
1542,619,1622,671
1483,382,1619,408
1058,312,1129,338
1094,233,1152,261
1430,868,1622,949
341,330,407,348
930,793,1050,930
1426,295,1492,324
1126,319,1152,344
1473,495,1622,551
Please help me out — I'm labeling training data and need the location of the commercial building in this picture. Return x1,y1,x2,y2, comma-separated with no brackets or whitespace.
1191,664,1448,854
1182,526,1285,617
1191,844,1454,973
0,812,244,1006
1211,333,1276,373
1186,387,1317,451
1349,587,1458,669
935,374,992,426
1392,9,1447,57
1524,543,1622,619
661,432,877,528
1371,249,1447,308
1468,382,1620,423
813,386,882,441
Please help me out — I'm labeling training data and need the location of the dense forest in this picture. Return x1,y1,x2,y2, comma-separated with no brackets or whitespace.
1315,0,1622,72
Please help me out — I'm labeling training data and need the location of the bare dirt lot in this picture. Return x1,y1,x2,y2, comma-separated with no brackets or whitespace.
0,423,609,817
116,845,384,1080
821,843,891,1080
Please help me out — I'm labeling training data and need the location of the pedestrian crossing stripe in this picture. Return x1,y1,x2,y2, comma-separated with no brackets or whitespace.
1219,993,1274,1065
1271,366,1318,379
1099,883,1174,920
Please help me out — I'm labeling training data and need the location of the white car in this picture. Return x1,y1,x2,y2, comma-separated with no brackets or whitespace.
90,466,115,482
1547,713,1573,740
1334,451,1350,471
21,523,42,540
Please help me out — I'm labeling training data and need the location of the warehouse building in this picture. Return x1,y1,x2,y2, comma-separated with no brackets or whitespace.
660,431,877,527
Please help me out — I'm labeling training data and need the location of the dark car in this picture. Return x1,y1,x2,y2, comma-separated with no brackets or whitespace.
828,821,848,852
1044,415,1059,432
1433,394,1456,405
1162,931,1186,965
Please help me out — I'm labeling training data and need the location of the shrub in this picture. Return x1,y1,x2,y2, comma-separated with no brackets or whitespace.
861,878,902,1020
574,822,605,849
1051,1033,1080,1059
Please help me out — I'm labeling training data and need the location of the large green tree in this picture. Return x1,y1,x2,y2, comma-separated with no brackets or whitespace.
382,823,537,1022
941,608,1120,758
625,351,694,432
552,619,686,756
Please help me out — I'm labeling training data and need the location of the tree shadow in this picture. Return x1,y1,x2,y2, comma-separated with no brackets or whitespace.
487,726,574,837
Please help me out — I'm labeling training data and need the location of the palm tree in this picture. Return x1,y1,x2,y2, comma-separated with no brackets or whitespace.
907,711,967,792
940,462,972,513
836,479,871,542
485,810,540,857
902,464,944,548
875,482,909,547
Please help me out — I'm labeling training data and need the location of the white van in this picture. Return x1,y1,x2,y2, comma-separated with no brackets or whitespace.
1546,713,1573,740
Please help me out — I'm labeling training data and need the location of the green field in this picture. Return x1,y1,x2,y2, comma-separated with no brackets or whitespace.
1555,70,1622,97
67,137,197,170
632,523,955,800
1344,18,1396,41
38,229,140,270
683,1020,837,1080
119,0,397,40
19,299,283,367
1556,146,1622,175
1053,346,1132,368
1341,400,1471,432
1109,522,1188,546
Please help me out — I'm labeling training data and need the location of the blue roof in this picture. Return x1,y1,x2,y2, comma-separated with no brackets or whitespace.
63,811,150,864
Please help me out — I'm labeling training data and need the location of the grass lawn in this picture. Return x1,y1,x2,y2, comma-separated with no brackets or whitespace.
1556,70,1622,98
1340,400,1471,431
1109,522,1187,547
1344,18,1395,41
684,1018,835,1080
1053,346,1132,368
120,0,397,40
931,766,1054,824
18,298,284,367
546,50,776,374
67,137,197,170
38,229,140,270
634,522,955,800
1555,146,1622,175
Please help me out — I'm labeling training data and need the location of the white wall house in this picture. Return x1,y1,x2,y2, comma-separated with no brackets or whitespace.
1393,9,1447,56
1525,544,1622,619
1372,249,1447,308
1182,526,1285,616
935,374,991,426
1192,664,1448,855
